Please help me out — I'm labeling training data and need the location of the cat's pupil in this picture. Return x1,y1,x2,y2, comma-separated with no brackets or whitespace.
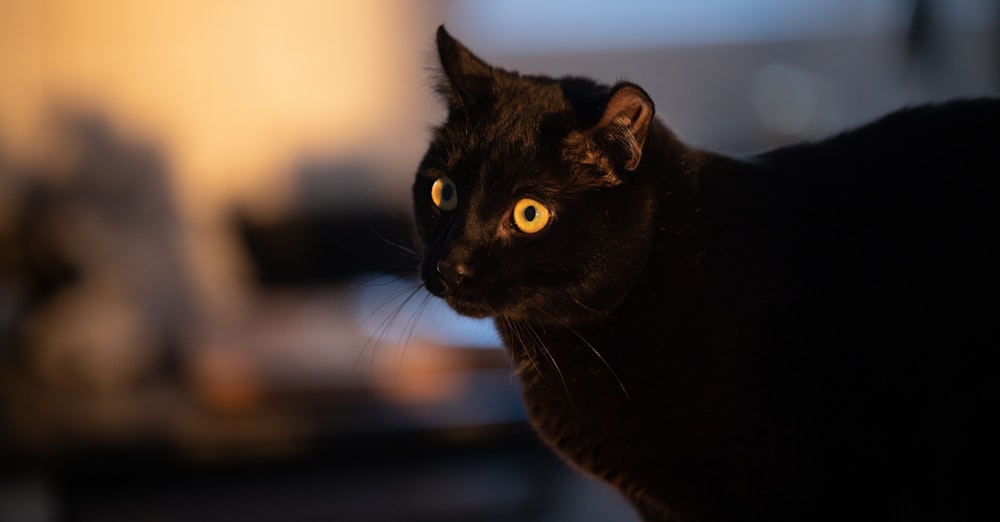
442,184,454,201
523,205,537,221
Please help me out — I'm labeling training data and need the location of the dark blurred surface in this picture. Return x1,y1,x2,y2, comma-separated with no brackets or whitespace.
236,209,418,287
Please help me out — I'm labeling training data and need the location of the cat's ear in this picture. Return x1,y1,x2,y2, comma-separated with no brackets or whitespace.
593,83,655,172
435,26,494,109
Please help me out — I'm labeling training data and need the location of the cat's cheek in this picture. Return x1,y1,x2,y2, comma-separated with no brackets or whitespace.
420,267,445,297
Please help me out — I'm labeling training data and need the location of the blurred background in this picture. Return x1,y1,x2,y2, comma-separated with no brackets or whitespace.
0,1,996,520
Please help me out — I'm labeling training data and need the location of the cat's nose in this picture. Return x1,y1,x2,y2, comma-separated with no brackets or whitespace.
436,258,473,288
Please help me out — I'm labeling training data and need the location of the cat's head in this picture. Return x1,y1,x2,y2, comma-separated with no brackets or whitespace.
413,27,667,323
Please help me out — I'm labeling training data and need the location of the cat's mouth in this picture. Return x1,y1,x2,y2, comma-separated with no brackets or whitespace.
442,296,497,319
427,284,498,319
426,277,553,321
421,263,504,319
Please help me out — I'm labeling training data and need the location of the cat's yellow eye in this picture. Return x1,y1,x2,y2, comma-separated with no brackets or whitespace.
512,198,551,234
431,176,458,211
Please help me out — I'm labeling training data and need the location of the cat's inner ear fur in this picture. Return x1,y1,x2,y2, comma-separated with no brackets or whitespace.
599,84,655,171
565,82,655,182
435,25,494,109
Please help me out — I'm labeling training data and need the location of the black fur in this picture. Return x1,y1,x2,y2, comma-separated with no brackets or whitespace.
413,26,1000,521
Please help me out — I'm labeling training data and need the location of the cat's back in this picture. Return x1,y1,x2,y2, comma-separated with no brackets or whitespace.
753,98,1000,206
691,97,1000,520
701,98,1000,287
704,97,1000,356
703,98,1000,286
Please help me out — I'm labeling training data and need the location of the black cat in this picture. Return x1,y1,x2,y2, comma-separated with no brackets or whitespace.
413,26,999,521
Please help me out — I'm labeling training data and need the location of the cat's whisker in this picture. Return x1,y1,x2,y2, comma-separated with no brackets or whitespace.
529,322,574,405
503,319,529,374
513,312,573,404
557,289,623,323
537,308,631,400
505,316,548,385
390,288,435,384
500,317,530,382
373,283,425,346
351,279,425,376
341,271,413,304
504,317,545,380
367,221,421,259
349,279,417,340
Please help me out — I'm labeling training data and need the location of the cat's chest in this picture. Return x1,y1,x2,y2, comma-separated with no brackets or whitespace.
500,319,718,455
503,321,636,413
509,332,644,480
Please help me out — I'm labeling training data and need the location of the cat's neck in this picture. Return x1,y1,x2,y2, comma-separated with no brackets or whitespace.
637,122,730,275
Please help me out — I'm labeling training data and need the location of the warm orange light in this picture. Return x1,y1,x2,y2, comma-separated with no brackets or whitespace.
0,1,440,323
0,0,436,212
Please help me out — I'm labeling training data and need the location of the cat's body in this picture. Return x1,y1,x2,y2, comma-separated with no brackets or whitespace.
414,27,999,521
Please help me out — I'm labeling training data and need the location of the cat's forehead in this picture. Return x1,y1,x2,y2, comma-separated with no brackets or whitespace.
419,72,610,199
433,124,560,192
437,79,573,158
476,78,569,141
427,125,546,192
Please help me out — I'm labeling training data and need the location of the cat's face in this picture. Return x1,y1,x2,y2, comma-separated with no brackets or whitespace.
413,27,659,323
